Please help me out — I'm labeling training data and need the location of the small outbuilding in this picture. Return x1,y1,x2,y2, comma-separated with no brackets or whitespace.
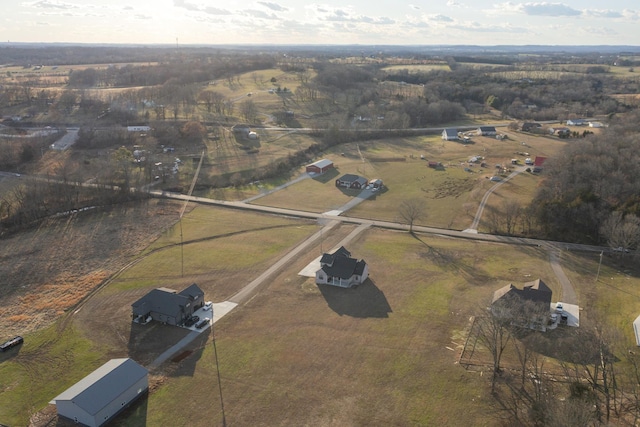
131,283,204,326
316,246,368,288
306,159,334,174
51,358,148,427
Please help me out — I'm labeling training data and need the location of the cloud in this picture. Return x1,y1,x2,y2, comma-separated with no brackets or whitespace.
134,14,152,20
203,6,232,15
499,2,581,17
447,0,462,6
29,0,78,9
584,10,622,18
430,14,454,22
311,5,395,25
173,0,204,12
582,26,618,36
257,2,287,12
450,21,529,33
409,4,420,10
244,9,278,19
622,9,640,20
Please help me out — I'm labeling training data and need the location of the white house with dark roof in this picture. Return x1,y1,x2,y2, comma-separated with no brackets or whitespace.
51,358,148,427
316,246,368,288
131,283,204,326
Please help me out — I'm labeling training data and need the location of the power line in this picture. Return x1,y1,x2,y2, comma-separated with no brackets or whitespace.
179,150,206,277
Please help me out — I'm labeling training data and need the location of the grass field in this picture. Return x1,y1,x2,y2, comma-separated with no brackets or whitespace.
2,191,640,425
97,225,639,426
251,130,567,230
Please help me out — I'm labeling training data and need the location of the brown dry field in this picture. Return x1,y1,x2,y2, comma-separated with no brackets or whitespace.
0,198,183,338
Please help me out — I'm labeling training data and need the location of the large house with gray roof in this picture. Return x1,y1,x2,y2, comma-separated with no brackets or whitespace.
491,278,553,331
131,283,204,326
316,246,368,288
51,358,148,427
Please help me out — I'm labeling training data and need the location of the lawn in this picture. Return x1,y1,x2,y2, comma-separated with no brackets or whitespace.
130,227,590,426
251,131,568,230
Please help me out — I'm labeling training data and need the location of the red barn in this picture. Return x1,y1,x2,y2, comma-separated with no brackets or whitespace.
306,159,334,174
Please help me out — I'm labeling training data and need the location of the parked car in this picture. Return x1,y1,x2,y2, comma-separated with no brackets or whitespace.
0,336,24,352
204,301,213,311
184,315,199,327
555,302,564,314
489,176,502,182
196,318,210,329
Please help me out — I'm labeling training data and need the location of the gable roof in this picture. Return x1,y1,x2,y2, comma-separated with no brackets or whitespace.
492,279,552,306
320,246,351,265
319,246,366,279
131,284,204,316
52,358,147,414
478,126,497,132
534,156,547,167
308,158,333,169
337,174,364,184
443,128,458,137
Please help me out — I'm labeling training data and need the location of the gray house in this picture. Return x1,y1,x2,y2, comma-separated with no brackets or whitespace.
336,174,368,190
441,128,459,141
51,358,148,427
477,126,497,136
491,279,553,331
316,246,369,288
131,283,204,326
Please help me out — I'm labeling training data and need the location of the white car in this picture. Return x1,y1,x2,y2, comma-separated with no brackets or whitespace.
204,301,213,311
555,302,563,314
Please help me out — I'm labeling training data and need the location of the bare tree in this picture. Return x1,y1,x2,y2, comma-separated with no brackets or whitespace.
503,200,522,235
398,198,426,233
476,307,513,393
600,211,640,252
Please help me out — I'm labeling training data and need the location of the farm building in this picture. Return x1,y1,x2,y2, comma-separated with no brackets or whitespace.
316,246,368,288
131,283,204,326
336,174,367,190
51,358,148,427
306,159,334,174
441,128,459,141
477,126,497,136
492,279,553,331
566,118,587,126
521,122,541,132
533,156,547,173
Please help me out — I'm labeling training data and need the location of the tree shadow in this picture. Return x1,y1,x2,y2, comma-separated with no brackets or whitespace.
515,326,618,365
317,279,392,318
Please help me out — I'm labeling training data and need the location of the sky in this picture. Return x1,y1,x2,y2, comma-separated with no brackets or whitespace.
1,0,639,46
